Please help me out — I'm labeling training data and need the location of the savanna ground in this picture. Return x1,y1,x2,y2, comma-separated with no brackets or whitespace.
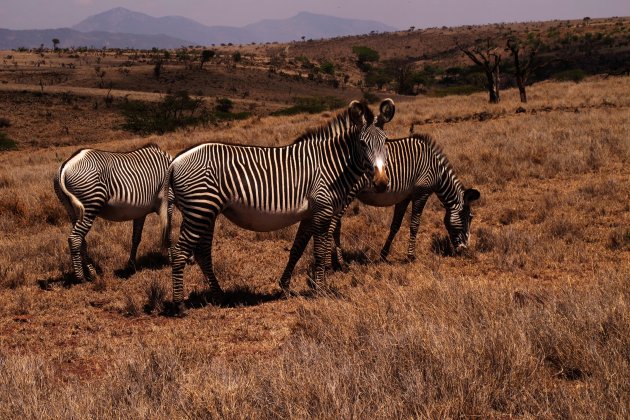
0,52,629,417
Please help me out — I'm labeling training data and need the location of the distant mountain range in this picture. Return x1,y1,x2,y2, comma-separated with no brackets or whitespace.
0,8,396,49
0,28,189,50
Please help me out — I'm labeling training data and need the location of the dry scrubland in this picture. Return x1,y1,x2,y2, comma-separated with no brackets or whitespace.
0,77,629,417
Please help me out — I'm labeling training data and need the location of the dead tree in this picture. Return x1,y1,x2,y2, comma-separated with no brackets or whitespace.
506,37,540,103
458,39,502,103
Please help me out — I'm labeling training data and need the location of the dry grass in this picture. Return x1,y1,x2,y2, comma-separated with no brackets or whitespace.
0,75,628,417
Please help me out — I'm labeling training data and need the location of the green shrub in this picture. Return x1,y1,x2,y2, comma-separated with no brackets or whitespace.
120,91,208,134
215,98,233,113
352,46,380,72
320,61,335,75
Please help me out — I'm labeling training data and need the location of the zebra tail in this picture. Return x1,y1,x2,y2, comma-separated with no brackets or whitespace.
159,164,174,251
58,163,84,222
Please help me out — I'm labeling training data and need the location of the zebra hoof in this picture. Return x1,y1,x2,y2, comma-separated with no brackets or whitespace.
162,301,187,317
405,254,416,263
126,261,137,274
280,287,297,299
84,265,97,282
307,277,328,293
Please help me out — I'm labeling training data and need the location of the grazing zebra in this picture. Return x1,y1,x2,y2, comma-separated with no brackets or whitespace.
164,99,395,310
328,133,480,265
54,143,173,282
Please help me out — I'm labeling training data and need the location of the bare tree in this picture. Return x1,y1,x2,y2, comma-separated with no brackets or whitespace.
506,36,541,103
458,38,502,103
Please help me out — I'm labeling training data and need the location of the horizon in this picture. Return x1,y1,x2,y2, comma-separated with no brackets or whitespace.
1,1,630,31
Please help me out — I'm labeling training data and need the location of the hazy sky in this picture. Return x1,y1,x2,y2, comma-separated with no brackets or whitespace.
1,0,629,30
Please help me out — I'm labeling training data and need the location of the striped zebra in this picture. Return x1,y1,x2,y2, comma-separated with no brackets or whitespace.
54,144,173,282
328,133,480,265
164,99,395,310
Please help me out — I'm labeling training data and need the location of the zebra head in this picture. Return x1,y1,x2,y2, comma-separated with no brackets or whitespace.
445,188,481,252
349,98,395,192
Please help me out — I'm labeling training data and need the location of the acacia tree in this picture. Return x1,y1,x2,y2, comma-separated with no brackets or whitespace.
458,38,502,103
52,38,60,50
506,36,541,103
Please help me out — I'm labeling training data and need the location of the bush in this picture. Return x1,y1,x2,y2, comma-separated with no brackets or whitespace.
215,98,233,113
271,96,345,116
120,91,208,134
232,51,241,62
320,61,335,75
0,131,17,151
352,46,379,72
153,61,162,79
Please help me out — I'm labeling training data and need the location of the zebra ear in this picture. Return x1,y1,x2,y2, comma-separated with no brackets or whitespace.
377,98,395,128
464,188,480,204
348,100,365,126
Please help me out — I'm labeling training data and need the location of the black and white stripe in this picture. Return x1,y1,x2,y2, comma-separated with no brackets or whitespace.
54,144,173,282
329,133,480,264
164,100,395,306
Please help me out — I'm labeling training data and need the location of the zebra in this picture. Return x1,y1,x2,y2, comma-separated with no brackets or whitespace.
327,133,480,266
163,99,395,311
54,143,173,282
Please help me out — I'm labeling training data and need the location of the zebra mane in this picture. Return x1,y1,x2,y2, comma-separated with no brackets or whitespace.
291,111,352,145
291,101,375,145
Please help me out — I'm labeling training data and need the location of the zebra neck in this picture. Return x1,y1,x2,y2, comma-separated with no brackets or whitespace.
434,160,464,212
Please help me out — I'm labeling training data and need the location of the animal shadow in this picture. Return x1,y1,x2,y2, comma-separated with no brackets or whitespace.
37,265,103,289
114,252,169,279
340,248,371,266
186,286,285,309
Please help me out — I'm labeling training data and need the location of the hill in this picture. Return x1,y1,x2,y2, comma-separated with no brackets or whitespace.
72,8,397,45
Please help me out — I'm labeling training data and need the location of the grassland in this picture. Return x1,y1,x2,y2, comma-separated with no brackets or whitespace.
0,73,627,417
0,17,629,416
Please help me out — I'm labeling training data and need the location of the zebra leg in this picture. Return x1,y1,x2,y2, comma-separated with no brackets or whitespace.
80,240,97,281
193,221,224,305
68,216,95,283
380,199,411,261
329,218,346,271
126,216,146,274
279,220,313,292
407,195,429,261
310,219,332,290
168,233,195,316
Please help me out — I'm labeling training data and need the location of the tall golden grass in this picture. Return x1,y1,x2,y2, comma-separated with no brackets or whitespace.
0,76,628,417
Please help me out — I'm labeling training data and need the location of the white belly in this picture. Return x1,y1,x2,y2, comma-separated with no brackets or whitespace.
99,200,155,221
223,200,311,232
359,190,411,207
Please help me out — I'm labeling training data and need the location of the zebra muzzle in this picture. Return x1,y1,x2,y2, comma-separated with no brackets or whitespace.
373,159,388,193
